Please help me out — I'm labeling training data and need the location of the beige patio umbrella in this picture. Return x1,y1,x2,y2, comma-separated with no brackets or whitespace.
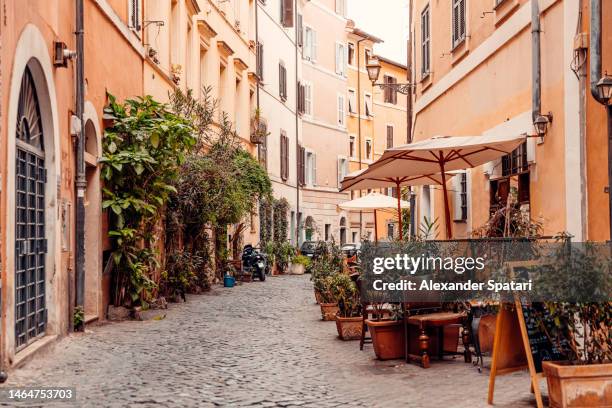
340,169,453,239
338,192,410,243
356,134,527,238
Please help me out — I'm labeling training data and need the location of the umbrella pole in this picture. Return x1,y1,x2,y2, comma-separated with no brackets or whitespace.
374,209,378,244
396,181,403,240
439,165,453,239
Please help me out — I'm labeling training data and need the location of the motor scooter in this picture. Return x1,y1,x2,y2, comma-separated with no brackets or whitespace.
242,245,267,281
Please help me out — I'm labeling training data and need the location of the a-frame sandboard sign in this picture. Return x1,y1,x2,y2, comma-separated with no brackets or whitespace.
487,298,544,408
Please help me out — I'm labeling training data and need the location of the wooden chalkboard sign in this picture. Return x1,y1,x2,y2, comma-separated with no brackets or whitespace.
487,261,571,408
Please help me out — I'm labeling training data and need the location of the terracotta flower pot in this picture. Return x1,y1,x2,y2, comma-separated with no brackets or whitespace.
542,361,612,408
314,290,322,304
288,263,305,275
320,303,339,321
366,319,405,360
335,316,363,340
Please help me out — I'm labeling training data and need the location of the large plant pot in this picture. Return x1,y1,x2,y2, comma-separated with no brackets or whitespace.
542,361,612,408
335,316,363,340
289,263,305,275
320,303,339,321
367,320,405,360
314,289,322,304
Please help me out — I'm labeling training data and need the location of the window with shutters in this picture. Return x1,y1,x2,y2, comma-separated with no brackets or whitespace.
280,131,289,180
335,0,346,17
365,49,372,65
298,145,306,186
501,141,528,176
337,157,348,187
348,42,355,66
453,172,468,221
337,94,345,127
349,136,356,158
280,0,294,27
279,62,287,101
452,0,467,49
365,139,373,160
335,42,347,76
383,75,398,104
297,14,304,46
303,82,313,116
256,42,264,80
348,89,357,114
306,151,316,186
386,125,394,148
303,26,317,62
364,93,373,117
128,0,142,32
297,82,305,114
421,5,431,76
258,128,268,169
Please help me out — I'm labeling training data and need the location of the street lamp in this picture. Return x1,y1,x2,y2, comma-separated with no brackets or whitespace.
366,57,414,95
596,75,612,105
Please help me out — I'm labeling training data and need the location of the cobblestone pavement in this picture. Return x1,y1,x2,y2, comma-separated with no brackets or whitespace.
2,275,544,407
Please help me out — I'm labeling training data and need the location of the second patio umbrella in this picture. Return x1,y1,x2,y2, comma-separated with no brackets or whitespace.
340,170,452,239
358,134,527,238
338,192,410,242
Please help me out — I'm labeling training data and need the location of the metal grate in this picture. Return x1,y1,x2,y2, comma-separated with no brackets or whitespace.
15,67,47,350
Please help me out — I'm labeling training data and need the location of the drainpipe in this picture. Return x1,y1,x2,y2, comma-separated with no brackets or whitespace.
531,0,542,123
357,38,366,239
590,0,612,239
407,0,416,239
294,0,300,246
75,0,86,329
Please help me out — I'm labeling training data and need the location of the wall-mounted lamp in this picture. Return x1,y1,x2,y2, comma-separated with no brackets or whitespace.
595,75,612,105
533,112,553,137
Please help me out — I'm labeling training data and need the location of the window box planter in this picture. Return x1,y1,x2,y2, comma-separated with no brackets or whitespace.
542,361,612,408
366,319,405,360
320,302,339,321
335,316,363,340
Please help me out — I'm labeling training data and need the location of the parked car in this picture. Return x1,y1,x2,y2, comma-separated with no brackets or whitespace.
341,243,361,258
300,241,319,260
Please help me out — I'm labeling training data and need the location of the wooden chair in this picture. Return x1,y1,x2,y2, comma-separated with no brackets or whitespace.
403,303,470,368
352,274,391,350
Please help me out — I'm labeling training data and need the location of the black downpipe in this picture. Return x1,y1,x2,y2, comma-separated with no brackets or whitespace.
357,38,366,239
294,0,300,245
531,0,542,122
589,0,612,239
75,0,86,329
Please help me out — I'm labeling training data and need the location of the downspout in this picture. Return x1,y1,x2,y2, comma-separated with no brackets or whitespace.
589,0,612,239
294,0,300,246
407,0,416,239
531,0,542,122
357,38,366,239
75,0,86,330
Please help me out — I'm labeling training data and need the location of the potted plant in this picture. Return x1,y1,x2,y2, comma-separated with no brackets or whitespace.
366,303,405,360
532,243,612,407
330,274,362,340
317,275,339,321
289,254,310,275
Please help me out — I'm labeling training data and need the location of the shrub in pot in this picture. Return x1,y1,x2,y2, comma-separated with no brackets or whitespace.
289,254,310,275
310,241,343,305
317,275,339,321
330,274,362,340
533,244,612,408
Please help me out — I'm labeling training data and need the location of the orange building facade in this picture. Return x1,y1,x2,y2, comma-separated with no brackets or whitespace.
409,0,612,241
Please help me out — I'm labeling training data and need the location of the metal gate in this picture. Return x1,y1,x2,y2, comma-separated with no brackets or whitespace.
15,67,47,349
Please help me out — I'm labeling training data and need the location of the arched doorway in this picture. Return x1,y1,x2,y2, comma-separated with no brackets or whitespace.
339,217,347,245
14,66,47,349
304,216,315,241
83,117,102,320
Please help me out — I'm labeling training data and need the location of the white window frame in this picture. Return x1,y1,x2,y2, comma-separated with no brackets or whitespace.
347,88,357,114
364,92,373,117
421,4,431,78
337,93,346,127
337,156,348,187
303,80,313,117
451,0,467,49
305,149,317,186
335,0,347,17
335,41,347,76
303,25,317,62
364,48,372,66
128,0,142,35
348,41,356,67
453,170,469,221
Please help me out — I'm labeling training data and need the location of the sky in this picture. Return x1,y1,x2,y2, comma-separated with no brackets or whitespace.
347,0,410,65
